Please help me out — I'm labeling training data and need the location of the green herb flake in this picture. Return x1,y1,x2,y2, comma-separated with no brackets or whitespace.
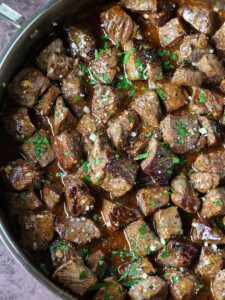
95,49,100,59
172,275,179,283
136,151,150,160
75,95,81,102
215,200,222,206
176,120,188,137
145,132,152,137
123,52,131,64
149,285,154,290
115,153,120,159
18,193,26,201
156,89,165,101
198,96,206,103
161,250,169,258
56,172,64,177
128,88,137,97
64,151,69,157
173,157,180,164
117,76,132,89
79,271,87,280
150,200,156,206
93,214,98,221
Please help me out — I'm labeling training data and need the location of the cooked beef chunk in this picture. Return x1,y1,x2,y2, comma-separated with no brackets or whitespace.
6,191,43,216
67,26,95,61
107,110,139,149
190,87,224,120
178,5,216,35
171,172,201,213
156,82,188,113
101,5,138,46
21,130,56,168
198,116,219,147
195,247,224,281
124,39,162,82
52,96,76,135
159,18,186,47
213,22,225,57
200,188,225,219
3,159,40,191
171,67,203,87
53,130,82,170
47,53,77,81
89,48,117,85
87,250,106,278
153,206,183,240
211,270,225,300
220,79,225,94
144,2,174,27
53,259,97,296
160,114,205,154
36,38,65,73
2,107,35,141
19,211,54,250
35,85,60,116
65,179,95,217
130,89,161,127
126,127,152,158
92,84,119,124
190,172,220,194
124,219,162,257
128,276,168,300
165,268,201,300
178,33,213,66
137,186,170,216
61,73,85,117
197,54,225,85
55,213,101,244
140,137,175,185
157,240,197,268
120,0,157,13
93,277,124,300
101,199,140,231
88,136,138,197
42,183,62,209
191,218,225,244
8,67,50,108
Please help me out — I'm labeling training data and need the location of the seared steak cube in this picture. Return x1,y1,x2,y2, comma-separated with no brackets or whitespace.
47,53,76,81
160,114,205,154
153,206,183,240
200,188,225,219
137,186,170,216
35,85,60,116
65,179,95,217
130,89,161,127
172,67,203,87
53,259,97,296
213,22,225,57
107,110,139,149
171,172,201,213
36,38,65,73
145,2,174,28
89,48,117,85
53,130,82,170
195,247,224,281
8,67,50,108
19,211,54,250
198,116,219,147
93,277,124,300
101,5,138,46
129,276,168,300
159,18,186,47
191,218,225,244
211,270,225,300
42,183,62,209
140,137,175,185
156,82,188,113
120,0,157,13
190,172,220,194
4,159,40,191
124,219,162,257
126,127,152,158
2,107,35,141
156,240,197,268
178,5,216,35
67,26,95,61
92,84,119,124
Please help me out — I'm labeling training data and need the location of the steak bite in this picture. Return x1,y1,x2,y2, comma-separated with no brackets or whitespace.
211,270,225,300
92,84,119,124
53,130,82,170
190,172,220,194
144,2,174,28
156,240,197,268
171,172,201,213
8,67,50,108
35,85,60,117
136,186,170,216
178,5,216,35
195,247,224,281
159,18,186,47
124,219,162,257
93,277,124,300
107,110,140,149
36,38,65,73
3,159,40,191
19,211,54,251
140,137,175,185
153,206,183,240
67,26,95,61
171,67,204,87
200,188,225,219
2,107,35,142
213,22,225,57
101,5,138,47
42,183,62,209
128,276,168,300
198,116,219,147
160,114,205,155
120,0,157,13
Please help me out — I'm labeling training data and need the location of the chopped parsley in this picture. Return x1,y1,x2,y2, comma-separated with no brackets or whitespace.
128,88,137,97
198,96,206,103
56,172,64,177
18,192,26,201
136,151,150,160
123,52,131,64
50,240,69,252
117,76,132,89
93,214,98,221
79,271,87,280
215,200,222,206
95,49,100,59
161,250,169,258
173,157,180,164
171,275,179,283
150,200,156,206
145,132,152,137
156,89,165,101
176,120,188,137
32,135,50,160
75,95,81,102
